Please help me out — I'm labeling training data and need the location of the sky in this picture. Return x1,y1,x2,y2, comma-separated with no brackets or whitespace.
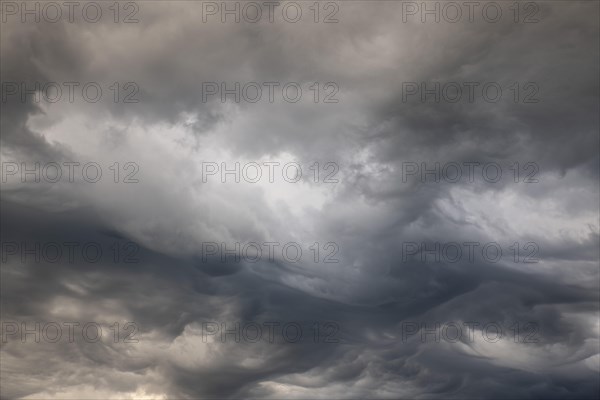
0,1,599,399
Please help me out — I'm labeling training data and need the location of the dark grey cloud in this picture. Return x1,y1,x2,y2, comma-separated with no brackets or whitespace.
1,1,598,399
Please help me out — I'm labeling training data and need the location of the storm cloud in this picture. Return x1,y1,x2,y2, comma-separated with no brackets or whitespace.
1,1,598,399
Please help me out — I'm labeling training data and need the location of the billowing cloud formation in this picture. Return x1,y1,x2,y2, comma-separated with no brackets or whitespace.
1,1,598,399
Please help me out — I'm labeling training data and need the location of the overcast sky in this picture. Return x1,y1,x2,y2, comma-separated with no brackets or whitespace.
1,1,599,399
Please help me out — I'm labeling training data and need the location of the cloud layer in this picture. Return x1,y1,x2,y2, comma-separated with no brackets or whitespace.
1,1,599,399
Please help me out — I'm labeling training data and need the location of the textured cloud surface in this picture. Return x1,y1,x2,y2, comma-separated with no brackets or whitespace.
1,1,599,399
